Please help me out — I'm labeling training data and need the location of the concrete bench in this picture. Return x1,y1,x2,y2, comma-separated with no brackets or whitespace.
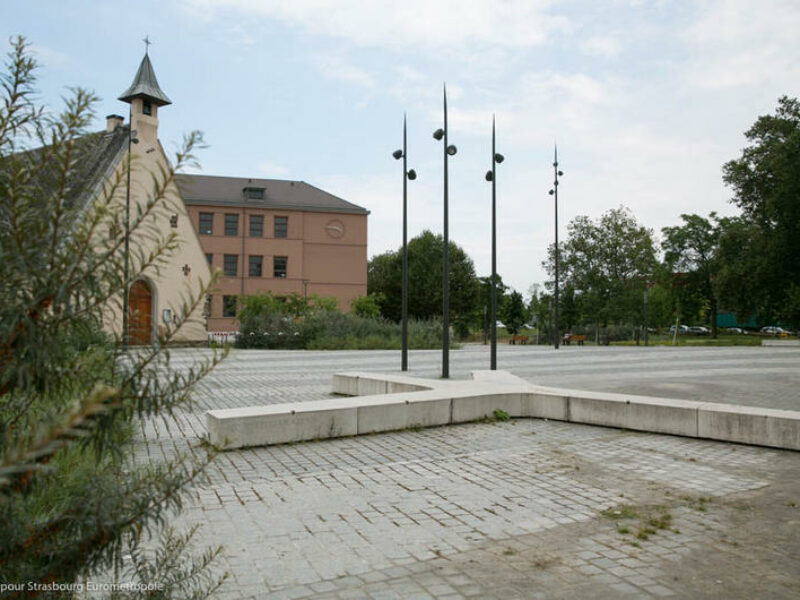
206,370,800,452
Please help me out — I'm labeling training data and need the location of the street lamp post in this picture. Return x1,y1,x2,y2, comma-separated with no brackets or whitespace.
644,284,650,346
393,115,417,372
433,86,457,378
548,145,563,350
484,116,504,370
122,110,139,350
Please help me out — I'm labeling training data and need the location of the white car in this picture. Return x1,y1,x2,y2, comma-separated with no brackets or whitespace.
760,326,789,336
687,326,710,335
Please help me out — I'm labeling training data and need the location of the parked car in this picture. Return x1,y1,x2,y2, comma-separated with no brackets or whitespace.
760,326,789,337
724,327,747,335
687,326,710,335
669,324,689,334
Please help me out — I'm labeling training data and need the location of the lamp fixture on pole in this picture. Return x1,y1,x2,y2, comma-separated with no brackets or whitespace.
548,144,563,350
484,115,504,370
433,85,457,378
393,114,417,372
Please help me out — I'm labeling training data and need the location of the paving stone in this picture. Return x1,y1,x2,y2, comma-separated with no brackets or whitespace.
133,346,800,599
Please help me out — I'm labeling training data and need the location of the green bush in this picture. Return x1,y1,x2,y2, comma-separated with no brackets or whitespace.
237,299,443,350
350,293,384,319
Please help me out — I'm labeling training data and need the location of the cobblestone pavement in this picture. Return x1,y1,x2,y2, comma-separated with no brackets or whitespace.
144,346,799,599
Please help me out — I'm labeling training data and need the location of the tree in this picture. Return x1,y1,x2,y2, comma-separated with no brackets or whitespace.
718,96,800,328
350,293,383,319
368,230,480,336
661,213,722,337
502,290,527,335
545,206,658,334
0,37,225,595
475,274,510,334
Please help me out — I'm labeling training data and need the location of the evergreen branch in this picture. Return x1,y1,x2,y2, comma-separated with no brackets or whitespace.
0,383,119,493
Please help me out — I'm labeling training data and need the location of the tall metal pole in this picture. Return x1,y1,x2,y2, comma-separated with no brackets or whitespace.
442,87,451,378
394,116,416,370
122,106,132,349
490,117,498,370
551,145,561,350
433,86,456,378
401,115,409,371
644,286,649,346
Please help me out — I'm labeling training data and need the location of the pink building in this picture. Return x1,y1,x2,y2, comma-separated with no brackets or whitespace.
178,175,368,332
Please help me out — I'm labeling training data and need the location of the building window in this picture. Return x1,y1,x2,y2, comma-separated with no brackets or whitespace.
249,255,263,277
225,214,239,236
249,215,263,237
199,213,213,235
205,253,213,266
223,254,238,276
244,187,264,200
273,256,287,278
222,295,237,318
142,100,152,116
274,216,288,238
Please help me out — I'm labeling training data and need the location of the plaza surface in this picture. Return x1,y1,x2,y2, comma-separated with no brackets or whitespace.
147,345,800,599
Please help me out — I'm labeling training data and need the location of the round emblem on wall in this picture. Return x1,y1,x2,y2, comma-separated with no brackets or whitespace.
324,219,346,239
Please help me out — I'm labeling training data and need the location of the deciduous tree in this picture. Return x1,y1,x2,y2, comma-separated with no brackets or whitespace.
719,96,800,328
368,230,480,336
545,206,657,332
661,213,722,336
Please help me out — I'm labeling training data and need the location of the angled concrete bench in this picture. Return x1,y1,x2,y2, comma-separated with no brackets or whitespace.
206,370,800,452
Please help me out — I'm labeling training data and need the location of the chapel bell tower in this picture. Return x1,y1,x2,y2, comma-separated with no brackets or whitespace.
118,48,171,145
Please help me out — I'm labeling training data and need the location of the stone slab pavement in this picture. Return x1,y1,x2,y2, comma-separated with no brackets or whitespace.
139,345,799,599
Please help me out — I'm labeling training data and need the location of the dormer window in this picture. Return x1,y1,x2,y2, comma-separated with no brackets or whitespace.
142,100,152,116
244,187,265,200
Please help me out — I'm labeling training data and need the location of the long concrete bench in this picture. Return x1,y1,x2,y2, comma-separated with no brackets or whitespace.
206,370,800,451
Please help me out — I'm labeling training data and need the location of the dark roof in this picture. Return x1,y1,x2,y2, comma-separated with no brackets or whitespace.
175,174,369,215
5,126,129,214
69,127,130,207
118,54,172,107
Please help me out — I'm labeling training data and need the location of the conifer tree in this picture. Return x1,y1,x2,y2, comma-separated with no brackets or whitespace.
0,37,226,597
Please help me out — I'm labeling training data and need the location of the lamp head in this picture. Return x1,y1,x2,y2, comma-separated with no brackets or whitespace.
485,171,493,182
407,169,417,180
494,153,504,164
433,128,444,141
392,149,403,160
446,144,457,156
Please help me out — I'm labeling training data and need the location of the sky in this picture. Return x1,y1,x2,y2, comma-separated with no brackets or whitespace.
3,0,799,296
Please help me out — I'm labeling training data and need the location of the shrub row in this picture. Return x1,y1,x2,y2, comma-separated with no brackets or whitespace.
236,308,442,350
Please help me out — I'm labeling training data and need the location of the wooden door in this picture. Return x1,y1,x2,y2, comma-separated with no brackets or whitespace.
128,279,153,345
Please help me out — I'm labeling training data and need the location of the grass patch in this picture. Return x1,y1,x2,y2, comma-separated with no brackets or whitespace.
493,408,510,421
606,504,674,544
602,505,639,520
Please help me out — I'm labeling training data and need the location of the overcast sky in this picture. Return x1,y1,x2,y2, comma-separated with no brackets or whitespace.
4,0,799,296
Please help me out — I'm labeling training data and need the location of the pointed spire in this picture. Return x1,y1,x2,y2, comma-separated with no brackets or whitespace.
118,53,171,106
